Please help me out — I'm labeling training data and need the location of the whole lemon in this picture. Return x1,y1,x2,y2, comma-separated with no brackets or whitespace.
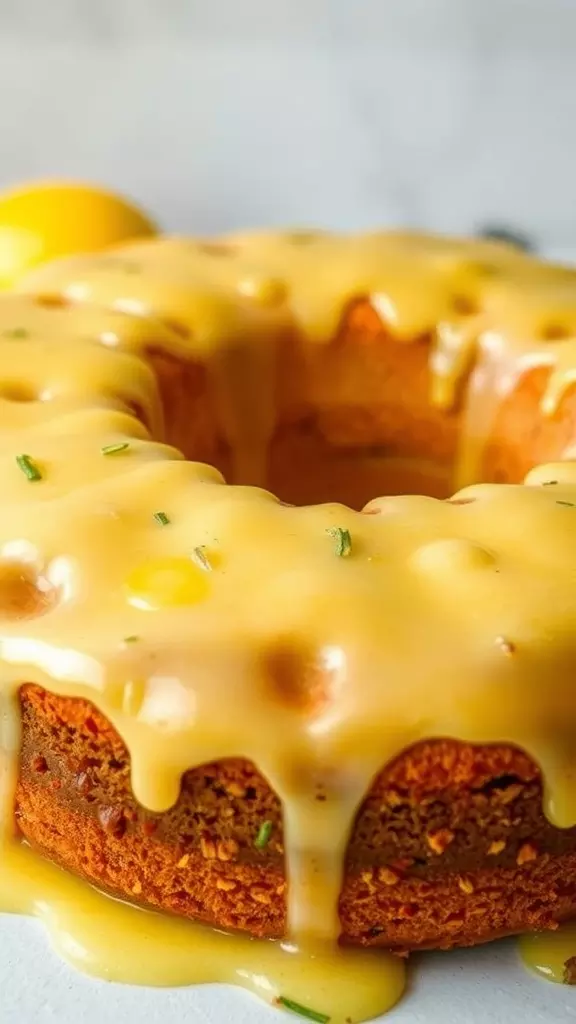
0,180,157,288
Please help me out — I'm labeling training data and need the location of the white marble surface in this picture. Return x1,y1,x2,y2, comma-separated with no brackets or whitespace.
2,910,576,1024
0,0,572,246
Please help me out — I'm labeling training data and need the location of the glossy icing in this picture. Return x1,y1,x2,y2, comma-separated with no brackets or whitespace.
0,232,572,1018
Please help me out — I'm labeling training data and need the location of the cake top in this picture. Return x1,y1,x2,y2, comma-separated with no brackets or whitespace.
0,231,574,1013
0,268,573,832
19,230,576,420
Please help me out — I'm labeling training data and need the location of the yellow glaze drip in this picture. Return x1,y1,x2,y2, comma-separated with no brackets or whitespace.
0,232,572,1018
0,842,404,1022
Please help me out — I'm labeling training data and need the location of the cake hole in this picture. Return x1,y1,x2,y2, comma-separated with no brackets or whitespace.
541,322,571,341
34,294,69,309
0,563,60,620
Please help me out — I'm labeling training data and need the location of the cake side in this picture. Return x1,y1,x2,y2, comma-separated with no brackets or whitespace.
16,684,576,948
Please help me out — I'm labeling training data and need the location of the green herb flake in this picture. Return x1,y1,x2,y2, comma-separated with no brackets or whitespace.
326,526,352,558
254,820,273,850
16,453,42,482
542,480,558,486
276,997,330,1023
124,635,140,644
101,442,130,456
556,500,575,507
153,511,170,526
4,327,28,339
192,546,212,571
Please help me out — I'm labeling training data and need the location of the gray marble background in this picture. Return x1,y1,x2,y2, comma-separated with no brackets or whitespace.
0,0,574,253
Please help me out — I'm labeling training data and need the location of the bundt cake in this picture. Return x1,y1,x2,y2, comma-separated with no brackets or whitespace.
1,230,576,1021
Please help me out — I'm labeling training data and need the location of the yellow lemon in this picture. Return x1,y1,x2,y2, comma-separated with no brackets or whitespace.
0,180,157,288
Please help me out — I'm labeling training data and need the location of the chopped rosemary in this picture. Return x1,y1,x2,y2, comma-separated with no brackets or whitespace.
557,500,575,507
276,997,330,1023
192,545,212,571
153,511,170,526
124,635,140,644
16,453,41,482
254,820,273,850
4,327,28,339
101,442,130,456
326,526,352,557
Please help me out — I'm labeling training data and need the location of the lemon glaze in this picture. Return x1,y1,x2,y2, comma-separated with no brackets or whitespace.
0,232,575,1017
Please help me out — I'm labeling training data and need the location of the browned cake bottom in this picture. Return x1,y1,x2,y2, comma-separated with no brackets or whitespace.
14,684,576,950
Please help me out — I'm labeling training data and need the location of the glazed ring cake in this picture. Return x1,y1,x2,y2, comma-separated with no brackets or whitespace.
2,231,576,980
